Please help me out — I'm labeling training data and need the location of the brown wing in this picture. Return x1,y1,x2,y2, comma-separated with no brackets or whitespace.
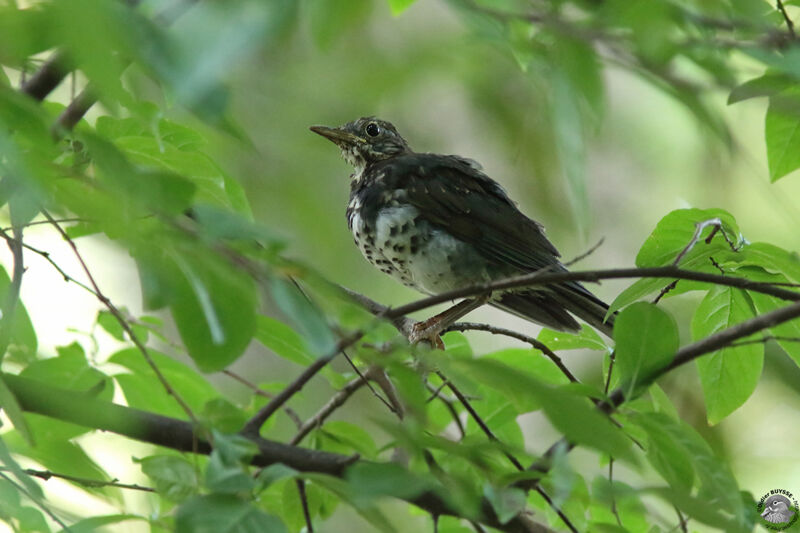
371,153,562,272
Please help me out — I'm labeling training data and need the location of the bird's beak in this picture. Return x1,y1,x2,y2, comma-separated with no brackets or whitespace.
309,125,363,146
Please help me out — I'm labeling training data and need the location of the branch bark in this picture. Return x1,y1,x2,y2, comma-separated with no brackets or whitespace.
3,373,549,533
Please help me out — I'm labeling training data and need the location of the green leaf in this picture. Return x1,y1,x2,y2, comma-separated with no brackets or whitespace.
0,375,33,445
147,1,295,126
304,473,397,532
309,0,372,48
635,208,741,268
256,464,297,491
485,484,526,525
728,72,795,104
387,0,417,15
21,343,112,440
537,325,608,352
739,242,800,283
175,495,287,533
609,208,743,313
97,310,125,341
613,303,678,397
590,477,648,532
136,455,198,502
447,357,635,462
109,348,218,417
5,432,112,495
255,315,314,366
190,205,282,244
318,421,379,458
344,462,430,506
55,514,144,533
552,69,589,235
691,287,762,424
749,290,800,367
631,412,746,526
170,253,257,372
0,6,55,66
201,398,247,433
766,86,800,181
269,278,336,356
0,435,42,498
0,265,37,364
630,413,695,492
205,451,256,494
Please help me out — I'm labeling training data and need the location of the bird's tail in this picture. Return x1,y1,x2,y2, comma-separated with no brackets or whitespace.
552,282,615,338
494,282,614,338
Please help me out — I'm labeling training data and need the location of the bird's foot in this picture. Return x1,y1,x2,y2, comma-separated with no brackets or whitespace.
408,319,445,350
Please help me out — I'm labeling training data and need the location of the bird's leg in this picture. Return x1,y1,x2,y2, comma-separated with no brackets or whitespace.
409,293,491,348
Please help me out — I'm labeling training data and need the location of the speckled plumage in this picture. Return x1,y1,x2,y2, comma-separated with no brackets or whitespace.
312,117,614,336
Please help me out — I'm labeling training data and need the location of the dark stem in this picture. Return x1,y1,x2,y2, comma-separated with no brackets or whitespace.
777,0,796,38
296,479,314,532
443,322,579,383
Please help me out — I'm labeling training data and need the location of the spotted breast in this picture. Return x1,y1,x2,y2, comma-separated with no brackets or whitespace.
346,173,500,295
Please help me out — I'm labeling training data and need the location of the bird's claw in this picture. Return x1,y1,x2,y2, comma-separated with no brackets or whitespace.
408,320,445,350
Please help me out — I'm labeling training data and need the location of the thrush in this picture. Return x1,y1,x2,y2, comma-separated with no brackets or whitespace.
310,117,614,341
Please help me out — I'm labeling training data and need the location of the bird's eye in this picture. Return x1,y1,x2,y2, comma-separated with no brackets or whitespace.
365,123,380,137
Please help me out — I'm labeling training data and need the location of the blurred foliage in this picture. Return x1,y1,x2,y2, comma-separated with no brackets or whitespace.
0,0,798,532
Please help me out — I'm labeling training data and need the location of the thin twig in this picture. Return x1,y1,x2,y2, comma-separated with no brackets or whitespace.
6,373,541,533
518,298,800,492
777,0,796,38
604,352,616,395
222,370,303,429
0,225,25,359
425,382,466,439
671,218,740,266
0,466,155,492
608,459,622,527
674,505,689,533
242,330,364,436
290,371,373,445
340,347,396,412
42,211,197,423
437,372,579,533
652,280,678,304
384,266,800,321
728,334,800,348
0,471,69,531
442,322,579,383
296,479,314,532
0,217,88,232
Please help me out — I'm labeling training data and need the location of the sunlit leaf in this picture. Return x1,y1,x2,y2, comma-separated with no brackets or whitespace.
387,0,417,15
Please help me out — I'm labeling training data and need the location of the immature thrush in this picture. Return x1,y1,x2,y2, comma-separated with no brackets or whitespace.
311,117,614,341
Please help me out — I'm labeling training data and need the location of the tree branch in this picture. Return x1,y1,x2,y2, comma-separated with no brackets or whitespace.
442,322,579,383
519,298,800,490
3,373,549,533
0,466,155,493
42,211,197,423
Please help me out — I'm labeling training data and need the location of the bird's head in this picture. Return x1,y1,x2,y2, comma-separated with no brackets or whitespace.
310,117,410,175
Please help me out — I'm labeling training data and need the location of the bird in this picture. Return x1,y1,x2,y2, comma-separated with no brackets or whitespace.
761,495,796,524
310,117,614,343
